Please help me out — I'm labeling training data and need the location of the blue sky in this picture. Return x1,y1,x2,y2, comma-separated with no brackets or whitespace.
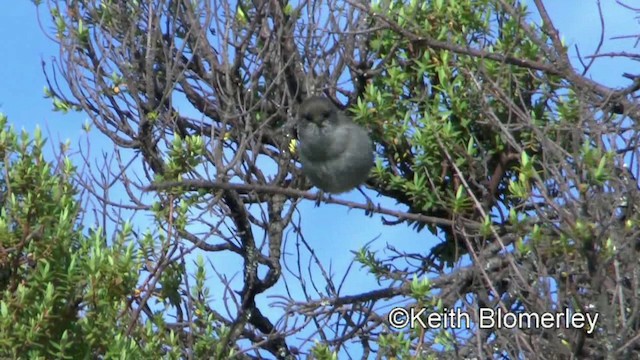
0,1,430,298
5,1,635,150
1,0,639,356
1,3,430,353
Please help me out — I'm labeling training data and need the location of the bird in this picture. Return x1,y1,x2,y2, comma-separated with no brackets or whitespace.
297,96,374,194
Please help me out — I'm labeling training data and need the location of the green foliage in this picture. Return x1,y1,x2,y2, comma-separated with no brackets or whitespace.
309,342,338,360
166,134,205,180
353,0,551,228
32,0,640,357
349,0,629,356
0,114,223,357
0,114,131,357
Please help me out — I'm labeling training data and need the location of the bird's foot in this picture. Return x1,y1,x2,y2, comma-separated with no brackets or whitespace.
357,186,376,217
314,190,330,207
364,197,376,217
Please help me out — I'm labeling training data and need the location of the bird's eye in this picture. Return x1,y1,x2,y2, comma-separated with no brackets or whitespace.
322,111,331,119
303,113,311,121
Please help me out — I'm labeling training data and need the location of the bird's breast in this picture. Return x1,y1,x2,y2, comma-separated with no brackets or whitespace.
299,130,348,161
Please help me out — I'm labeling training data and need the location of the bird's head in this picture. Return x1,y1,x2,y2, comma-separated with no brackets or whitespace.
299,96,340,128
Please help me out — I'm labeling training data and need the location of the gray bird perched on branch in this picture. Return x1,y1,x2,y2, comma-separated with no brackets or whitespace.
297,96,374,194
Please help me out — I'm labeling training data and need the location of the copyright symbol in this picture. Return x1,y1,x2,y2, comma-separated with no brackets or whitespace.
388,308,409,329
